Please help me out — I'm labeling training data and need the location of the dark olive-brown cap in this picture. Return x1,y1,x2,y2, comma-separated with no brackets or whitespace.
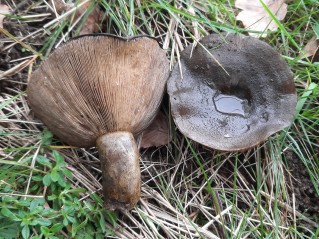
28,35,169,148
167,33,297,151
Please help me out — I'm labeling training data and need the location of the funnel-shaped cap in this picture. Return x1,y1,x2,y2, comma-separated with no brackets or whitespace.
168,33,297,151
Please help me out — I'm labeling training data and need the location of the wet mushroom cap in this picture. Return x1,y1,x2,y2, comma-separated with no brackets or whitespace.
167,33,297,151
28,35,169,148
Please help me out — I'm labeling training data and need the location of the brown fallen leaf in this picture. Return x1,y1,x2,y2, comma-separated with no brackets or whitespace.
52,0,101,35
140,111,171,148
299,36,319,62
0,3,10,28
235,0,287,38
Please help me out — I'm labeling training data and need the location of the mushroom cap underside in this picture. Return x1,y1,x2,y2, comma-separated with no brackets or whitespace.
167,33,297,151
28,35,169,148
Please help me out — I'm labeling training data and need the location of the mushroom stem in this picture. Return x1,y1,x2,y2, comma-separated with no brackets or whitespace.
96,131,140,210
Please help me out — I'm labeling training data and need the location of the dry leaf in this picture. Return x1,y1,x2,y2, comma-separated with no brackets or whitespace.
52,0,101,34
299,36,319,62
140,111,171,148
0,4,10,28
78,7,101,35
235,0,287,38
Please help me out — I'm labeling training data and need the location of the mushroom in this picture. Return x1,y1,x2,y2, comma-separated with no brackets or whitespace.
28,34,169,210
167,33,297,151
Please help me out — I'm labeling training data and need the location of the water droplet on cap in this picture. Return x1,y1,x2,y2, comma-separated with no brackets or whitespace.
260,112,269,123
239,124,250,134
213,93,249,117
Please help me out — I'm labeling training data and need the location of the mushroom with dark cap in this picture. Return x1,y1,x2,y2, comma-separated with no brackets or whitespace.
28,35,169,210
167,33,297,151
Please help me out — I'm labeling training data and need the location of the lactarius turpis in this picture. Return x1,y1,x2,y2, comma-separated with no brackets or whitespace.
28,35,169,210
167,33,297,151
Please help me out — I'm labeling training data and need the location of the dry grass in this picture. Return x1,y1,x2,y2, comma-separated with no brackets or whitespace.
0,0,318,238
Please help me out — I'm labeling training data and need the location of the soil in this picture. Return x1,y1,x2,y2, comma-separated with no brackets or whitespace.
285,150,319,228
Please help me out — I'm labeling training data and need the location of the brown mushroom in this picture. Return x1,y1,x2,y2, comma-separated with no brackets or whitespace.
28,34,169,210
167,33,297,151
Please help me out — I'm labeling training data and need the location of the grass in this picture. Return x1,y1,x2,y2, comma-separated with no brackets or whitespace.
0,0,319,238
